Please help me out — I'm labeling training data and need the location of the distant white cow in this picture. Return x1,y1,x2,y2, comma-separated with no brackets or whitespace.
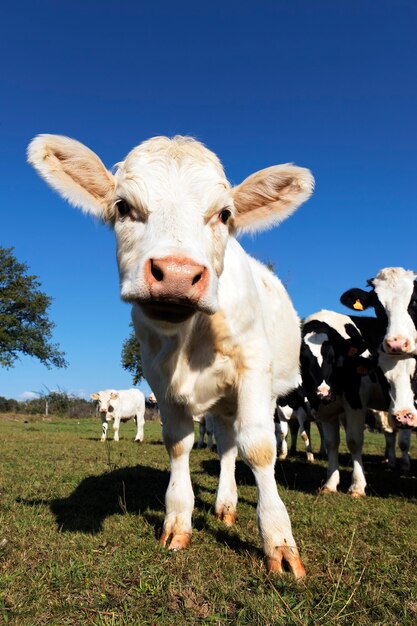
91,389,145,442
28,133,314,577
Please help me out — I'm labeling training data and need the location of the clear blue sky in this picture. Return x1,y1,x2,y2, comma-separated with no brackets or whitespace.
1,1,416,400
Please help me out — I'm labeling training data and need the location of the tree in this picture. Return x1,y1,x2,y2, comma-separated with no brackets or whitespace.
0,247,67,369
121,323,143,385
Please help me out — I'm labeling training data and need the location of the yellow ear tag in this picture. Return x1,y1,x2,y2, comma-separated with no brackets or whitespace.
353,299,364,311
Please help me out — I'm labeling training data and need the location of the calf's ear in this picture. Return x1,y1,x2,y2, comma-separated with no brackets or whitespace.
110,392,119,400
340,288,373,311
27,135,115,220
232,164,314,233
91,393,99,400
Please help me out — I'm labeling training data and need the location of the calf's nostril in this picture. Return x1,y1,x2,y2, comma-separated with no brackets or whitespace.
151,260,164,282
192,272,203,285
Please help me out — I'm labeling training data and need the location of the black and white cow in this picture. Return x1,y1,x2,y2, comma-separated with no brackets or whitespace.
301,269,417,494
300,309,385,495
341,268,417,431
275,385,325,463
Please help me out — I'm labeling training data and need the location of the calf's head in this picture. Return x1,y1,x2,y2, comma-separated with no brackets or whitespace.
28,135,313,326
341,267,417,355
91,390,118,414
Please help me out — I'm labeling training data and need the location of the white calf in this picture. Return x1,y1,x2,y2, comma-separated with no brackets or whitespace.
28,133,314,577
91,389,145,442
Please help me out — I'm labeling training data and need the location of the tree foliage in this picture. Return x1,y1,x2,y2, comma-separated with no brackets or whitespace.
0,247,67,369
121,323,143,385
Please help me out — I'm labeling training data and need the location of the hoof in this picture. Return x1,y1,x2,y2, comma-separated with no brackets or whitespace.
134,438,143,443
160,531,191,551
350,490,366,498
216,508,237,527
306,453,315,463
266,546,306,579
319,486,337,495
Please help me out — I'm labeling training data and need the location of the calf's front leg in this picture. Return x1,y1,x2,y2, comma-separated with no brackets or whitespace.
237,386,305,578
100,414,108,442
212,414,238,526
160,405,195,551
112,415,121,442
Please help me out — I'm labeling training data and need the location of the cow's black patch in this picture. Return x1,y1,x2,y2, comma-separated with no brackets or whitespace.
407,281,417,329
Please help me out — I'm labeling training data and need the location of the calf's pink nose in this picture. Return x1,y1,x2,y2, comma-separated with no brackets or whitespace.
145,256,208,301
384,336,410,354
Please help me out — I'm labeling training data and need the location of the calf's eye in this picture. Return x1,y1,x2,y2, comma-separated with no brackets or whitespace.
116,200,131,218
219,208,231,224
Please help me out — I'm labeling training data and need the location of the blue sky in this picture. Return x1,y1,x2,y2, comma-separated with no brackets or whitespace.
1,1,416,400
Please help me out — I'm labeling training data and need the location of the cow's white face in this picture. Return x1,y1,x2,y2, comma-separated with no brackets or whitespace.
341,267,417,355
302,331,335,401
371,268,417,355
91,390,118,415
378,354,417,428
28,134,314,327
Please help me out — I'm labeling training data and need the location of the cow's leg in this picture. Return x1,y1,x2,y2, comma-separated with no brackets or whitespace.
236,388,305,578
289,418,299,456
321,418,340,493
100,414,108,442
160,405,195,550
212,414,238,526
206,422,214,451
134,414,144,442
316,421,327,457
112,416,121,441
275,419,288,460
345,409,366,497
197,419,205,448
384,431,397,468
297,409,314,463
398,429,411,474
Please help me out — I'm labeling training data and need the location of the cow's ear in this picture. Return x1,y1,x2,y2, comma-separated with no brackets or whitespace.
340,288,373,311
27,134,115,220
110,392,119,400
232,164,314,233
91,393,99,400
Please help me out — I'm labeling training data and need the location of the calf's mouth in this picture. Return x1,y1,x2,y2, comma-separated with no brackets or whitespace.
139,299,198,324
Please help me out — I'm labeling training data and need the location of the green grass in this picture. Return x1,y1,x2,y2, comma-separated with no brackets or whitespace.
0,415,416,625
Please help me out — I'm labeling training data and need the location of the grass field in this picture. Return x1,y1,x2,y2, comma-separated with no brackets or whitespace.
0,415,416,625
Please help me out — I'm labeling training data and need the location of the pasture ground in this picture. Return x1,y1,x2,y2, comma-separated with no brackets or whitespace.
0,415,416,625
